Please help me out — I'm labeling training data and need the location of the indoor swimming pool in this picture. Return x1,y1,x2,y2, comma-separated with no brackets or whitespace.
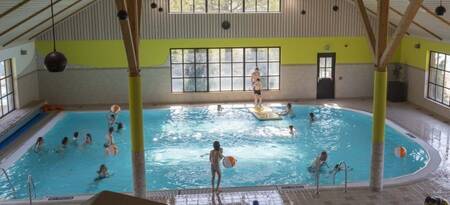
0,104,430,200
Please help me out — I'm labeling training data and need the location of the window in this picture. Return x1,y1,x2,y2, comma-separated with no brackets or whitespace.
169,0,280,13
171,47,280,92
0,59,15,118
427,51,450,107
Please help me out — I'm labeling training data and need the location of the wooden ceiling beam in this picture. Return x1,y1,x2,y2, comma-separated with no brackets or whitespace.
420,5,450,27
379,0,424,69
0,0,32,20
3,0,83,47
366,8,410,36
390,7,442,41
115,0,139,74
375,0,390,71
355,0,376,59
0,0,64,37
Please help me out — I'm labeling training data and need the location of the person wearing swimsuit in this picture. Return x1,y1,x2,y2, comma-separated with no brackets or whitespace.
253,78,262,108
209,141,224,194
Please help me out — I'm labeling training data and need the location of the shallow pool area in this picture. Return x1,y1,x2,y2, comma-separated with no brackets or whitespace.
0,104,430,200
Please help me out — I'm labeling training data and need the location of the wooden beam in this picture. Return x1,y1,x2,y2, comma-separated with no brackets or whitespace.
420,5,450,26
27,0,98,41
0,0,32,20
0,0,64,37
3,0,83,47
355,0,376,58
390,7,442,41
375,0,390,70
115,0,138,74
127,0,140,72
379,0,424,69
366,8,410,36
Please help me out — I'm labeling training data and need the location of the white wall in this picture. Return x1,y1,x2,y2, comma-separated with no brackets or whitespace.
407,65,450,120
0,42,39,108
37,64,374,105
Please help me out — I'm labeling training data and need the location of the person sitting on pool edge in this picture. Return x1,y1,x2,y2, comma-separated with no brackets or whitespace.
309,112,316,122
308,151,328,173
95,164,110,181
279,103,295,117
33,137,44,153
210,141,224,194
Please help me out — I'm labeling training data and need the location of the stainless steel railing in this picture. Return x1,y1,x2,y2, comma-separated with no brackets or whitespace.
27,175,36,205
1,168,16,197
331,161,350,192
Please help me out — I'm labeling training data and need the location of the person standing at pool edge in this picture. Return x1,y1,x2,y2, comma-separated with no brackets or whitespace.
253,79,263,108
251,67,260,85
210,141,224,194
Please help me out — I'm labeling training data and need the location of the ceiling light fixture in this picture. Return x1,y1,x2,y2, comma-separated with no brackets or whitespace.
44,0,67,72
435,0,446,16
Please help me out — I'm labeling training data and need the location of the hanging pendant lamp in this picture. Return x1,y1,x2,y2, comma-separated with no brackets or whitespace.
435,0,446,16
44,0,67,72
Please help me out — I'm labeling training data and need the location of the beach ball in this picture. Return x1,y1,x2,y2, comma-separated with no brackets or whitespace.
223,156,237,168
394,146,407,158
110,104,121,113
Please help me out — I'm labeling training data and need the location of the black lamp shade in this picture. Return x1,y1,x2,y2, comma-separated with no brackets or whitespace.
435,5,446,16
44,51,67,72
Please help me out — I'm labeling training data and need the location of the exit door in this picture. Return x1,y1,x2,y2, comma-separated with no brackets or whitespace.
317,53,336,99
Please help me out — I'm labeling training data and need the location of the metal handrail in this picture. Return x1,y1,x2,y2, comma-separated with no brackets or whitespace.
27,175,36,205
1,168,16,197
331,161,350,192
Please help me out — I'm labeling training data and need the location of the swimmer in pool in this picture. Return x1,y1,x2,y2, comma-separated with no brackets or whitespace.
73,131,79,142
105,127,114,145
84,133,92,145
210,141,224,194
308,151,328,173
105,143,118,156
56,137,69,153
279,103,294,117
116,122,124,133
108,114,117,127
289,125,295,136
95,164,110,181
217,105,223,112
309,112,316,122
33,137,44,152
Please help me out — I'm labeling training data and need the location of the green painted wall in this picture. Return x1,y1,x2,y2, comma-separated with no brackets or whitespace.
36,37,387,68
400,36,450,70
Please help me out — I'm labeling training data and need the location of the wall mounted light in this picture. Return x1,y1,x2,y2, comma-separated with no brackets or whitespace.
414,43,421,49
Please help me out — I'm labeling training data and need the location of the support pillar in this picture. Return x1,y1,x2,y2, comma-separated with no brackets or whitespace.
369,70,387,192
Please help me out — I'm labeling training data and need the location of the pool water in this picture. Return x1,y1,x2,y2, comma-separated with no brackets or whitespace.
0,105,429,199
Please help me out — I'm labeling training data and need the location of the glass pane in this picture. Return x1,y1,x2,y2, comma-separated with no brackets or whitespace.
268,0,280,12
221,48,232,62
184,49,195,63
260,76,268,89
233,78,244,91
182,0,194,12
245,77,253,90
445,73,450,88
184,78,196,92
245,0,256,12
0,61,4,79
209,64,220,77
8,94,14,111
257,63,268,76
446,55,450,71
196,78,208,91
326,57,332,67
245,63,257,76
196,64,207,77
269,62,279,75
444,89,450,105
194,0,206,12
196,49,207,63
221,77,232,91
6,77,13,94
233,63,244,76
169,0,181,13
172,64,183,78
208,0,219,13
184,64,195,77
171,49,183,63
1,97,6,115
221,63,232,77
0,98,2,116
438,53,446,69
256,0,268,12
220,0,231,12
172,79,183,92
269,48,279,61
430,52,437,68
0,79,6,96
436,86,443,102
428,84,435,99
209,49,220,62
257,48,268,61
320,58,326,68
429,68,436,83
231,0,243,12
209,78,220,91
232,48,244,62
269,77,279,89
436,70,444,86
245,48,257,61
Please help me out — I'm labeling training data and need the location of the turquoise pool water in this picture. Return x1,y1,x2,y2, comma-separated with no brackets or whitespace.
0,105,429,199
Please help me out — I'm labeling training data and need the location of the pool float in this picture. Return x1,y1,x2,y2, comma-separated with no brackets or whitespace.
248,106,281,121
222,156,237,168
110,104,121,114
394,146,407,158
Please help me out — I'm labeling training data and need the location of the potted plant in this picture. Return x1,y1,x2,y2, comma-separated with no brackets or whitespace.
387,64,408,102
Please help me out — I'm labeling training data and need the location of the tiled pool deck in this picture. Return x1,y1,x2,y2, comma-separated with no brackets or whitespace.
1,99,449,205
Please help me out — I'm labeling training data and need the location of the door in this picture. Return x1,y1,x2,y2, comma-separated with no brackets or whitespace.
316,53,336,99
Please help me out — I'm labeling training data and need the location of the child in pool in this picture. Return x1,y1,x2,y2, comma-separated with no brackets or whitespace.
34,137,44,152
289,125,295,136
95,164,110,181
209,141,224,194
84,133,92,145
308,151,328,173
309,112,316,122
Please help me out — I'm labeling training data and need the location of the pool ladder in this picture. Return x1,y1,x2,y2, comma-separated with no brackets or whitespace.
331,161,350,193
1,168,16,197
27,175,36,205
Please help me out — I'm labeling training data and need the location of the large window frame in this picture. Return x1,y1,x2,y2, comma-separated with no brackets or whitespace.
427,51,450,108
0,59,15,118
170,47,281,93
168,0,281,14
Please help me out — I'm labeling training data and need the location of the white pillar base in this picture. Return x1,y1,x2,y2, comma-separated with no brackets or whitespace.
132,151,147,198
369,141,384,192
